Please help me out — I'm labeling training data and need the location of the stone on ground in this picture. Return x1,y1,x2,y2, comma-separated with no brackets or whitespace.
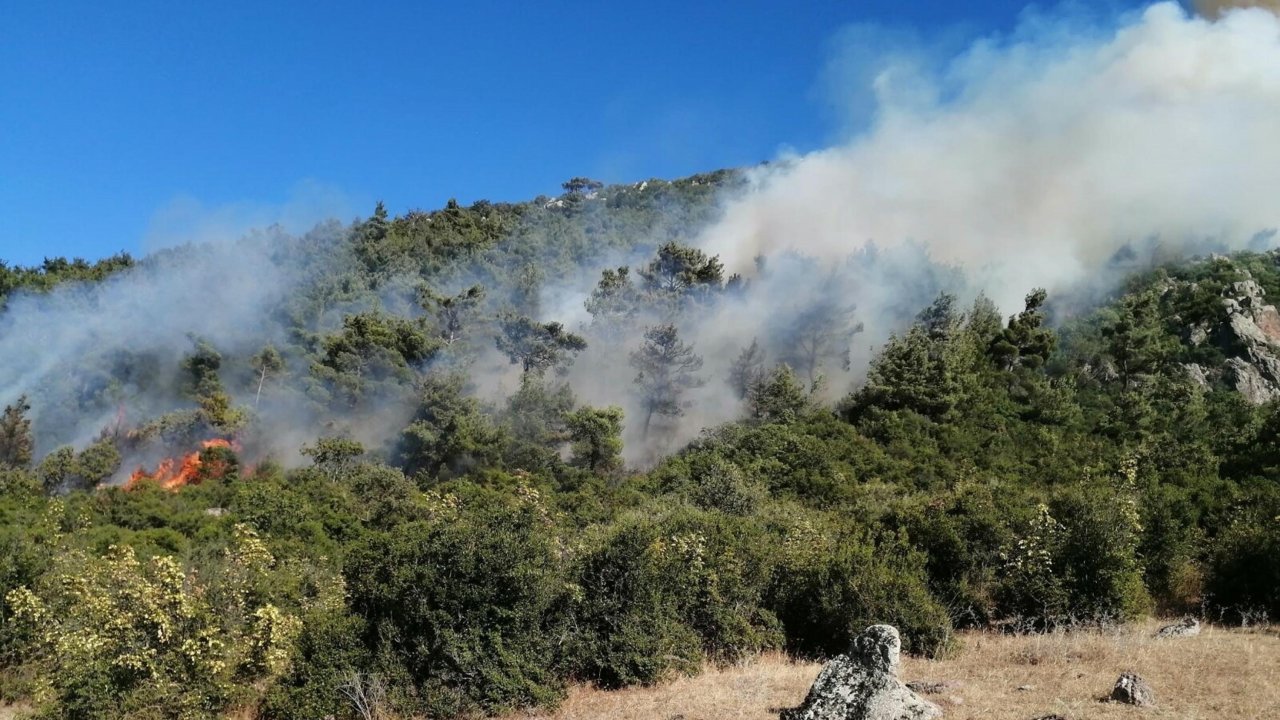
1155,617,1200,638
781,625,942,720
1110,672,1156,707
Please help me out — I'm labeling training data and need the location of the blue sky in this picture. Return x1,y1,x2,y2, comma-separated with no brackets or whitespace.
1,0,1152,266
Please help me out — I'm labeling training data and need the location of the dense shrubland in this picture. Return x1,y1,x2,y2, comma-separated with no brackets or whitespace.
2,173,1280,719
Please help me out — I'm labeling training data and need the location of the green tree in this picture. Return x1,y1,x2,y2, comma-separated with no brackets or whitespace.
727,339,766,400
562,177,604,196
585,267,639,339
312,311,437,405
345,493,569,717
495,314,587,378
1102,290,1174,388
0,395,33,468
36,446,76,493
630,325,705,437
990,289,1056,371
847,325,960,421
183,337,247,431
419,284,485,349
778,299,864,384
638,241,724,307
747,364,810,423
566,406,625,474
397,374,503,481
301,436,366,480
74,439,121,488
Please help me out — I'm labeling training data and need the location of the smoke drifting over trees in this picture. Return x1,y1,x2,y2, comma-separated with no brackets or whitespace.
2,2,1280,471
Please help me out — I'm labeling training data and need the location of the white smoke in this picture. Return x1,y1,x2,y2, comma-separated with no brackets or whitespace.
698,2,1280,312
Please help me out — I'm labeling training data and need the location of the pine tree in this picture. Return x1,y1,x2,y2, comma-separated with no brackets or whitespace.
630,324,704,436
495,314,587,377
0,395,34,468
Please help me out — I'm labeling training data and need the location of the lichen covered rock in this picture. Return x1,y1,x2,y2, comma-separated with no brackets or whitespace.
781,625,942,720
1110,672,1155,707
1155,617,1200,638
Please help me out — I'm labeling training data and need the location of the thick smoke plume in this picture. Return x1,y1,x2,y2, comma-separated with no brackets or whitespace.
699,2,1280,312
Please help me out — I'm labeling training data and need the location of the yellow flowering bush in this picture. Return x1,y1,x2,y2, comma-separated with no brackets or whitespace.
4,524,300,719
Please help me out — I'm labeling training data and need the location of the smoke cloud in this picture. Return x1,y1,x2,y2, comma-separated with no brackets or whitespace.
699,2,1280,312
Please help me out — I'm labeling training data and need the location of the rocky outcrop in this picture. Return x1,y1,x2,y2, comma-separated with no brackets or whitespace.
781,625,942,720
1175,268,1280,404
1109,672,1155,707
1155,617,1200,638
1219,274,1280,404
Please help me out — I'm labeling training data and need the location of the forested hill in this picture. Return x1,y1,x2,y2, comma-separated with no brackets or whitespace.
2,169,1280,720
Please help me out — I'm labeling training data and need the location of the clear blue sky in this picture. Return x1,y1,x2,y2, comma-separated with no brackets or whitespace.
1,0,1152,266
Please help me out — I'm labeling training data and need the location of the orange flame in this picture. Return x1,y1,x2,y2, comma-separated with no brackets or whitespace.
125,439,236,491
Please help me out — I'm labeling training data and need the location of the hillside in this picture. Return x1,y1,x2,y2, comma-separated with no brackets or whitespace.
1,172,1280,719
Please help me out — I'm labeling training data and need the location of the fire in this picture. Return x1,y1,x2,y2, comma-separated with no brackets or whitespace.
125,438,236,491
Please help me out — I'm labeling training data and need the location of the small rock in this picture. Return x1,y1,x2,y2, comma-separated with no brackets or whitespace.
1031,715,1069,720
1017,685,1035,692
905,680,959,695
1156,617,1200,638
1110,672,1155,707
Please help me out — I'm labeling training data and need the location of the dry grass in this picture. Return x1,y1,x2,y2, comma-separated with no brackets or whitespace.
505,620,1280,720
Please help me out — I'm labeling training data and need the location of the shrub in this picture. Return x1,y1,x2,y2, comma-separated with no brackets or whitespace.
344,487,570,717
1205,491,1280,622
5,527,300,719
767,514,953,658
570,504,781,687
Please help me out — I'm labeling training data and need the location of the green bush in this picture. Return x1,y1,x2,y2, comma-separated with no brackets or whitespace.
894,483,1016,627
996,482,1151,627
570,504,781,687
344,487,570,717
259,605,370,720
1205,491,1280,622
767,514,953,658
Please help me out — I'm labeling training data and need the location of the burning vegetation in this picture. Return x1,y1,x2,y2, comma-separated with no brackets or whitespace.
124,438,238,490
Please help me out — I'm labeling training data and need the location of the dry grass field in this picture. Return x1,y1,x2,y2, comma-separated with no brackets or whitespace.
508,621,1280,720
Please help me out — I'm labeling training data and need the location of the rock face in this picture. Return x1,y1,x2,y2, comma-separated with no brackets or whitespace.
781,625,942,720
1155,617,1200,638
1110,672,1155,707
1216,274,1280,404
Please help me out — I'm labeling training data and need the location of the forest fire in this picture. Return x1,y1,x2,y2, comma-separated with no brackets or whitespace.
125,438,237,491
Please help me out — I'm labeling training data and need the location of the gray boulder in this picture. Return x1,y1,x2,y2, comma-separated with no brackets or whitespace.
1155,617,1200,638
781,625,942,720
1110,672,1155,707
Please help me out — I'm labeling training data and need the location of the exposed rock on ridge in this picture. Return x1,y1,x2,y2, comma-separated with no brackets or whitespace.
1180,268,1280,404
